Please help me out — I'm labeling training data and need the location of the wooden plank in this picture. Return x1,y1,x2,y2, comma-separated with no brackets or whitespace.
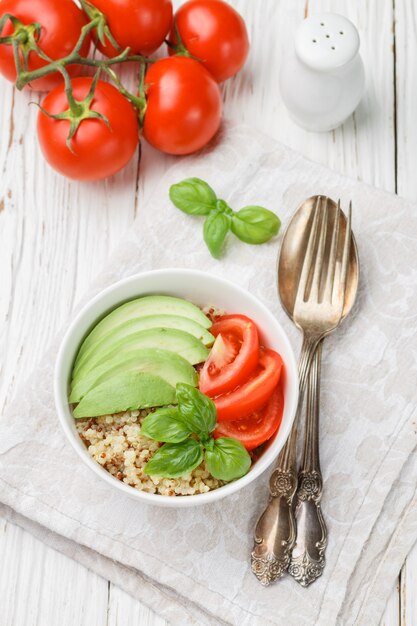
108,585,166,626
395,0,417,201
380,582,400,626
0,519,108,626
400,542,417,626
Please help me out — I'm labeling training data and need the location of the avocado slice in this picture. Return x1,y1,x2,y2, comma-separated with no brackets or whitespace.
69,348,198,403
72,372,176,418
76,296,211,364
73,314,214,376
73,327,208,381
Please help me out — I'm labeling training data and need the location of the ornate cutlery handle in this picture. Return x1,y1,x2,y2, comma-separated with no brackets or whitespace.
288,342,327,586
251,336,319,585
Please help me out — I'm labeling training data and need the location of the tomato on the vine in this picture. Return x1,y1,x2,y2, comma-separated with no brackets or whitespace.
37,77,139,181
214,349,284,422
169,0,249,83
213,384,284,450
90,0,173,57
0,0,90,91
142,56,222,155
199,315,259,396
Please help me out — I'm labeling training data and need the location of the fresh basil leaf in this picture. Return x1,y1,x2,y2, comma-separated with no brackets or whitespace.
203,211,230,258
144,439,203,478
231,206,281,244
169,178,217,215
140,408,192,443
205,437,251,481
176,383,217,436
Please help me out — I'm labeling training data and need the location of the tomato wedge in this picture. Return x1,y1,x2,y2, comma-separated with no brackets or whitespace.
213,384,284,450
199,314,259,396
214,349,283,421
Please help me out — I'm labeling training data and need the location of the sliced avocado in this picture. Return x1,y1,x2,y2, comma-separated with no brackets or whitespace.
72,372,176,419
73,314,214,376
76,295,211,364
69,348,198,403
73,328,208,381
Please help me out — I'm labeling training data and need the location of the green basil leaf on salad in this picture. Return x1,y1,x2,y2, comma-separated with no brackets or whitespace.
169,177,217,215
231,206,281,244
140,407,192,443
205,437,251,481
176,383,217,436
203,211,230,258
144,439,204,478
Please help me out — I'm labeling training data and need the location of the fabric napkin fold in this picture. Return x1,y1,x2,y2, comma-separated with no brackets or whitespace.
0,123,416,626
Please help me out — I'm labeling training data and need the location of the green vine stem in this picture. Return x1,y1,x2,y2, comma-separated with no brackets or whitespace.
0,3,158,143
37,67,111,152
12,19,149,91
0,9,152,108
165,21,203,63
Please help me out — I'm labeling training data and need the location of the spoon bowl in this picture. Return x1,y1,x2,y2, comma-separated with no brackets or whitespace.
278,196,359,323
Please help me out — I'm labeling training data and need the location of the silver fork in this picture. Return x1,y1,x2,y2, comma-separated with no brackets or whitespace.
251,197,352,586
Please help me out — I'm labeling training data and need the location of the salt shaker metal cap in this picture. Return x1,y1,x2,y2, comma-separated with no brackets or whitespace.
279,13,365,132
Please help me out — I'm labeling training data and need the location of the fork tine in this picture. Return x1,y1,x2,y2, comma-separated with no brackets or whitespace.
296,196,322,303
310,197,328,301
339,201,352,299
323,199,341,302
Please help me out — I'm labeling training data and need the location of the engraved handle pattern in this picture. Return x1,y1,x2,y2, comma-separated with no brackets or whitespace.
251,336,318,586
251,463,298,584
288,342,327,586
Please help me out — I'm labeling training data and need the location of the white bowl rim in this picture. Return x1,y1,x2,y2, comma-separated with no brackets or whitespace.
54,268,299,508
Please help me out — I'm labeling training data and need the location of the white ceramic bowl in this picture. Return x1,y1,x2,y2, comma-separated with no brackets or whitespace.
55,269,298,507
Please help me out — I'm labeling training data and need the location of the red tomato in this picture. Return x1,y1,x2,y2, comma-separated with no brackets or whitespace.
213,384,284,450
37,77,139,181
0,0,90,91
143,56,222,155
169,0,249,83
199,314,259,396
90,0,173,57
214,349,283,422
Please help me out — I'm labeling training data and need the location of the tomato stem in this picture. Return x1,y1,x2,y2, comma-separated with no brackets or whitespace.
2,8,152,143
79,0,122,53
38,68,111,153
9,14,152,95
166,21,205,63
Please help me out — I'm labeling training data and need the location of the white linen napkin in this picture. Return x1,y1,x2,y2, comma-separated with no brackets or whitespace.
0,123,416,626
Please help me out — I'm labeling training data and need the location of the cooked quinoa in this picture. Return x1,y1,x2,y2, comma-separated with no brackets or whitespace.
76,410,224,496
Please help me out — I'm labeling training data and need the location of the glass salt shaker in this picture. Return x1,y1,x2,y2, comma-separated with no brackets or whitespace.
279,13,365,132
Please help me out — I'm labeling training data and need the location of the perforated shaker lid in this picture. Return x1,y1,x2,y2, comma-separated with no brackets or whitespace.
295,13,360,71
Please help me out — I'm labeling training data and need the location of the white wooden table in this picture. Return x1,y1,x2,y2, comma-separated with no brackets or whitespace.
0,0,416,624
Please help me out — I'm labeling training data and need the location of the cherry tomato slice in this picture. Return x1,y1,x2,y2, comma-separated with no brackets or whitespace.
214,349,283,422
213,384,284,450
199,314,259,397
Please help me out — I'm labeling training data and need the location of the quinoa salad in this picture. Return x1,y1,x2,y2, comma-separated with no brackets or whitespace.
76,409,224,496
70,295,285,496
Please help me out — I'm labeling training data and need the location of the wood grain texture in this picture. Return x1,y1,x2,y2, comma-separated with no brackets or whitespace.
0,0,413,624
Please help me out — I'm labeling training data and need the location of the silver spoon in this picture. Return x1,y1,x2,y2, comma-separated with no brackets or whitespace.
251,196,359,586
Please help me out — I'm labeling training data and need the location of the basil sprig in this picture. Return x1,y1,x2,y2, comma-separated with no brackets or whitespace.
169,177,281,259
141,383,251,481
